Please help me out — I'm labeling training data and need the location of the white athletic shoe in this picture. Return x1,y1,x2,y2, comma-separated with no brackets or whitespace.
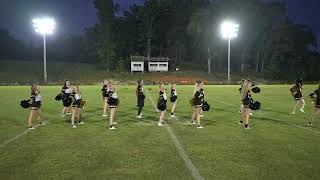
61,114,65,118
79,122,85,125
67,112,72,115
71,125,77,128
170,114,176,118
249,113,253,116
109,126,117,130
136,115,143,119
38,122,46,126
28,127,35,130
299,109,305,113
200,114,204,117
307,122,313,126
197,125,204,129
291,111,296,114
102,114,108,117
190,121,197,125
112,122,118,125
158,123,165,127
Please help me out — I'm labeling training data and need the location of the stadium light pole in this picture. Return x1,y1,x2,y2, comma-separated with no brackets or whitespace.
220,21,239,83
32,17,55,84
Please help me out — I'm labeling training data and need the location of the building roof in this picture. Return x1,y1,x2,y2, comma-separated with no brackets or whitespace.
131,56,170,62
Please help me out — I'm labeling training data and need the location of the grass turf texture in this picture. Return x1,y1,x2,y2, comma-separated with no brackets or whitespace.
0,85,320,179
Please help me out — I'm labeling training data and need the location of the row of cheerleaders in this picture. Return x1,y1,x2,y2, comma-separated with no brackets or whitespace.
20,79,320,130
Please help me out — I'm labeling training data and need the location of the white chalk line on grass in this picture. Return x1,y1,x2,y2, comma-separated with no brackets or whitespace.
214,97,320,134
145,89,204,180
0,122,45,148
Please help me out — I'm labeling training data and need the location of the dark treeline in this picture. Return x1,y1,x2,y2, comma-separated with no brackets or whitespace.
85,0,320,80
1,0,319,80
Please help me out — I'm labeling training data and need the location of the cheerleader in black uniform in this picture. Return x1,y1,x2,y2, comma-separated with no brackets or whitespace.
307,84,320,126
61,80,73,117
290,80,305,114
190,81,204,128
28,84,44,129
157,83,167,127
70,86,84,128
239,79,253,116
101,80,111,117
240,80,253,129
108,84,119,130
170,82,178,118
136,80,145,119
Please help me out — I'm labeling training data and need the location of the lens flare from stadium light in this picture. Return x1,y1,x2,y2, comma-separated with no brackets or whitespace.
32,17,56,35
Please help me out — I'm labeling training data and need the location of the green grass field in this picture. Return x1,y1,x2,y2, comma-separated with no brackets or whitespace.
0,85,320,179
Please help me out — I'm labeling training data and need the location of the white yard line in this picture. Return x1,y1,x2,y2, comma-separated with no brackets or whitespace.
0,122,44,148
214,97,320,134
145,89,204,180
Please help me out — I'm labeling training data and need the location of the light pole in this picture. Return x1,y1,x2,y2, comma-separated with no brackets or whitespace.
32,17,55,84
220,21,239,83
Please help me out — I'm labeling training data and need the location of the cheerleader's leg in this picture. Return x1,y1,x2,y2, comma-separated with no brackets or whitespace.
37,109,43,124
77,108,81,122
196,107,201,126
309,107,320,124
109,108,115,127
28,110,35,128
171,101,177,115
292,100,299,114
191,107,196,122
243,108,250,128
103,98,108,115
71,107,76,127
299,99,305,111
159,110,165,124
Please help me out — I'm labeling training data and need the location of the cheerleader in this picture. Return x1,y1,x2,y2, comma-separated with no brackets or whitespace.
240,80,253,129
306,84,320,126
157,83,167,127
239,79,253,116
136,80,145,119
108,84,119,130
61,80,73,117
190,81,204,128
170,82,178,118
290,79,305,114
28,84,43,129
70,86,84,128
101,80,111,117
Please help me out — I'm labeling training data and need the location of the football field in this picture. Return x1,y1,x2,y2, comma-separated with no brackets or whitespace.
0,85,319,179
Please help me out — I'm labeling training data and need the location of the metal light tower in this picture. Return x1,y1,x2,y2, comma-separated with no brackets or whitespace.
32,17,55,84
220,21,239,83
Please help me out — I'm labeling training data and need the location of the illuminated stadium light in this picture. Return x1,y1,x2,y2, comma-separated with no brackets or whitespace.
32,17,56,35
32,17,56,84
221,21,239,39
220,20,239,83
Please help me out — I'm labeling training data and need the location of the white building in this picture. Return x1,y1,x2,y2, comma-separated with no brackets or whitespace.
148,57,169,72
131,56,170,73
131,56,146,74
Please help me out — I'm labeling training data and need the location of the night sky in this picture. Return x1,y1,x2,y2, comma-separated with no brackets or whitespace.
0,0,319,44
